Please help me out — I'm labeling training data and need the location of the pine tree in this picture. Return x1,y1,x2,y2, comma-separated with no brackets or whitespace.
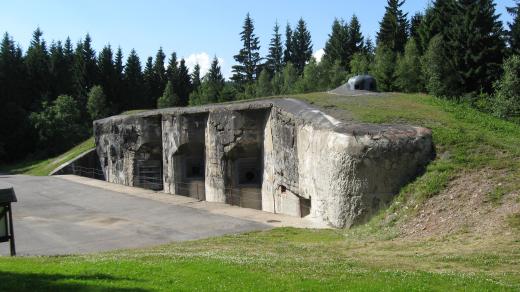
232,13,261,86
283,23,293,65
143,56,155,108
25,27,50,107
177,58,192,106
124,49,144,108
157,80,179,108
446,0,505,95
323,18,349,67
507,1,520,54
292,18,313,75
266,22,284,74
395,38,423,92
377,0,409,54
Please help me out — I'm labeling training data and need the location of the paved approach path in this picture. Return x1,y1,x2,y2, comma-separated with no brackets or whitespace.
0,175,274,256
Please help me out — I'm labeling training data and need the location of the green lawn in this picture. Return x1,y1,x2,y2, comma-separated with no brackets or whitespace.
0,228,518,291
1,93,519,291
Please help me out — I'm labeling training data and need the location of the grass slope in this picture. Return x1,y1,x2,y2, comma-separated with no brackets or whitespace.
0,137,95,176
1,93,519,291
0,109,149,176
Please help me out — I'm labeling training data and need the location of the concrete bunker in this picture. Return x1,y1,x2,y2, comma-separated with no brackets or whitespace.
347,75,377,91
94,99,434,228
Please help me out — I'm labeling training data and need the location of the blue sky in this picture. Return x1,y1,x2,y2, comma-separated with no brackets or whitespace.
0,0,516,78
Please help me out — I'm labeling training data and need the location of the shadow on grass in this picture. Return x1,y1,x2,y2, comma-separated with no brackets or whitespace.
0,271,149,291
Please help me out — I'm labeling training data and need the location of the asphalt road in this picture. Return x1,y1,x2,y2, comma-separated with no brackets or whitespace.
0,175,268,256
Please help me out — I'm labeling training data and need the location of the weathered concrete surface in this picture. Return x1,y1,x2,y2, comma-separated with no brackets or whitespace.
94,98,433,228
0,175,269,256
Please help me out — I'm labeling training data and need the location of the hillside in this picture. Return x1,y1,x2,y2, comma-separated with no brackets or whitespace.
0,92,519,290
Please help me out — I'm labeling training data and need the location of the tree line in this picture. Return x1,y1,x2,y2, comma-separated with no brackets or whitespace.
1,0,520,164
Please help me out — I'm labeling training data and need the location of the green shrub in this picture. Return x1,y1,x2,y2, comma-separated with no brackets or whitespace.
493,55,520,123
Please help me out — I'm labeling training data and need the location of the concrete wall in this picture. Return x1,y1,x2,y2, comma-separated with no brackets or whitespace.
94,99,433,228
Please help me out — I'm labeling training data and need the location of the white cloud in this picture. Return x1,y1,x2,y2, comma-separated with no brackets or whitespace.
313,48,325,63
184,52,225,77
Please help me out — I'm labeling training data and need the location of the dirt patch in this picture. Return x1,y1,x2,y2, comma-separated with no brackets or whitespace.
399,169,520,239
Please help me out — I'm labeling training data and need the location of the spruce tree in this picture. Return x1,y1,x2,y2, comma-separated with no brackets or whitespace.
124,49,144,108
98,45,115,109
72,41,87,106
62,37,75,95
377,0,409,54
177,58,192,106
204,56,225,103
0,33,32,162
113,47,124,111
418,0,456,55
152,48,167,100
292,18,313,75
191,63,201,92
447,0,505,95
410,12,423,51
266,22,284,74
256,68,272,97
395,38,423,92
157,80,179,108
25,27,50,107
283,23,293,65
347,15,364,59
143,56,155,108
49,41,68,98
82,34,98,89
422,35,456,97
167,52,179,92
232,13,261,86
0,33,26,106
323,19,349,68
507,1,520,54
372,45,396,92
